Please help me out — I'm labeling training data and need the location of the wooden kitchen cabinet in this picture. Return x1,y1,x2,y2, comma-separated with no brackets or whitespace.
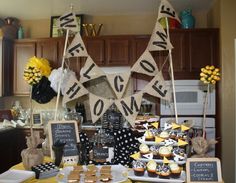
13,40,35,95
84,35,133,66
1,37,14,96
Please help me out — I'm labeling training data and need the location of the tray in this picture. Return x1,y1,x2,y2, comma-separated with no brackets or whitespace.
0,169,35,183
56,164,128,183
128,170,186,183
139,157,186,165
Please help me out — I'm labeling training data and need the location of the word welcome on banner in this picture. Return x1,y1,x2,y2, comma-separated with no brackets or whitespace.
58,0,180,125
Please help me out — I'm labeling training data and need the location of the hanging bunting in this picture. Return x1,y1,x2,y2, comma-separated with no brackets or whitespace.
80,56,105,83
115,92,143,127
56,11,79,32
131,50,159,76
158,0,181,22
147,20,173,51
143,72,171,101
106,71,131,99
65,32,88,58
62,75,89,105
89,93,113,123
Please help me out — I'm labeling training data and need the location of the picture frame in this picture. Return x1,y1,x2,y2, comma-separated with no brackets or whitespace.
50,14,83,37
32,113,42,126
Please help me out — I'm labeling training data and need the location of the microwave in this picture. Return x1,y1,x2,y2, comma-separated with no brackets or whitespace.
160,80,216,115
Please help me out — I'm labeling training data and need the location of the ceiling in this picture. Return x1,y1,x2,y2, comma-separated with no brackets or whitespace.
0,0,216,20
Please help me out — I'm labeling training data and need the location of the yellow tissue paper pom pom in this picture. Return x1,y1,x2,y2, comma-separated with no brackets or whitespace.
23,56,51,85
200,65,220,85
26,56,51,77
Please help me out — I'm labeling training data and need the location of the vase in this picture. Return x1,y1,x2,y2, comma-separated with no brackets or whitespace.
21,148,44,170
180,9,195,29
52,143,66,167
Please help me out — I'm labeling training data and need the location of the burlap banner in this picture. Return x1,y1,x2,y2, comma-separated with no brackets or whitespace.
115,92,143,127
56,11,79,32
89,93,113,123
65,32,88,58
158,0,180,22
143,72,171,101
80,56,105,83
106,71,131,99
62,74,89,105
147,20,173,51
131,50,159,76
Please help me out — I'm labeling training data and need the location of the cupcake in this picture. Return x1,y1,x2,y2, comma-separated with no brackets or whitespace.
139,143,150,157
146,160,157,177
169,130,178,139
159,146,172,158
149,145,160,159
156,164,162,176
176,132,187,141
173,147,186,162
169,163,181,178
132,160,146,176
145,130,155,141
159,164,171,179
159,131,169,139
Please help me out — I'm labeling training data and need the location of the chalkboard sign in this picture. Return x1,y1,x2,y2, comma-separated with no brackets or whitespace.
48,120,80,159
32,113,42,126
186,158,223,183
93,147,109,160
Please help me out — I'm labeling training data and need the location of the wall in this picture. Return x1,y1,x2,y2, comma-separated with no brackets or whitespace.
208,0,236,182
20,12,208,38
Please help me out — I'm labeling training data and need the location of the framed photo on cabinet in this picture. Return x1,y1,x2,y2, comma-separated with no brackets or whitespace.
50,14,83,37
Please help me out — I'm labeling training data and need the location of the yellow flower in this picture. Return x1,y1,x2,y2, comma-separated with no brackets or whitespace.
200,65,220,85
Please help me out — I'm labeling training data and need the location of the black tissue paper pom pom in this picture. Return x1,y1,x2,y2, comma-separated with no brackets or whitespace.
32,76,57,104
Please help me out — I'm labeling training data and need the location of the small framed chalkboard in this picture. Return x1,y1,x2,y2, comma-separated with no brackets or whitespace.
32,113,42,126
186,158,223,183
48,120,80,161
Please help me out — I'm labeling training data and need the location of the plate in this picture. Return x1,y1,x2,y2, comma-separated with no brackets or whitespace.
0,169,35,183
56,164,128,183
128,170,186,183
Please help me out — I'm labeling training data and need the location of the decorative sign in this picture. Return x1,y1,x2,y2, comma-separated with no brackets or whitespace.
93,147,109,160
48,120,80,159
32,113,42,126
186,158,223,183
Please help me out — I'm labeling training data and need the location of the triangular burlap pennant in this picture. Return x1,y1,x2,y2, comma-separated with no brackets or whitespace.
106,71,131,99
143,72,171,101
62,75,88,105
89,93,113,123
158,0,181,22
115,92,143,127
131,50,159,76
80,56,105,83
147,20,173,51
66,32,88,58
56,11,79,32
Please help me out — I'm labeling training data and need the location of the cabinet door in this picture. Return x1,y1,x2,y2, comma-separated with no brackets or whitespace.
85,38,105,66
2,38,14,96
133,36,149,61
13,42,36,95
36,39,59,69
188,29,219,72
106,37,132,66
